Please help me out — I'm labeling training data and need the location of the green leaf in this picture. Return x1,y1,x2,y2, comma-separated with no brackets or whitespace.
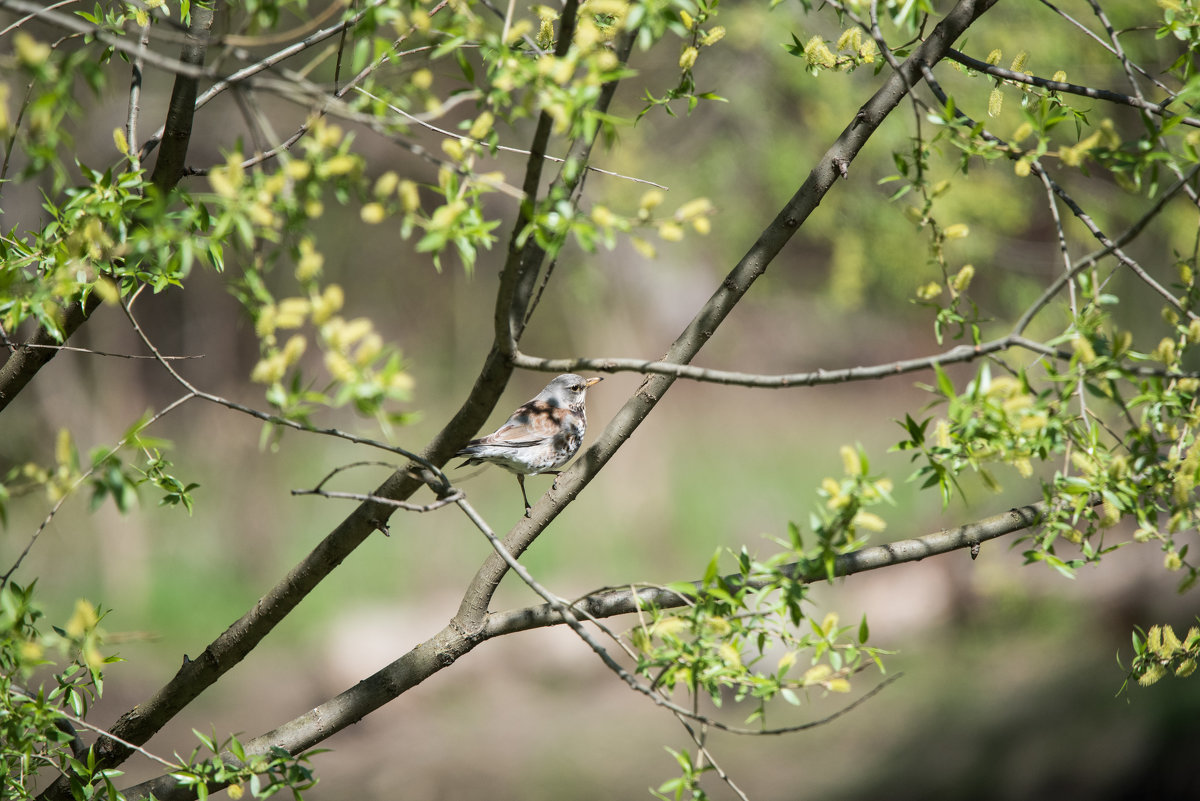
702,548,721,586
933,364,955,398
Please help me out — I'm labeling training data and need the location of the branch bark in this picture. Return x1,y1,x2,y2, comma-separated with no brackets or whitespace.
1,0,212,419
49,3,630,796
121,493,1047,801
484,500,1051,635
0,294,101,415
120,2,1003,797
453,0,1002,629
149,0,218,192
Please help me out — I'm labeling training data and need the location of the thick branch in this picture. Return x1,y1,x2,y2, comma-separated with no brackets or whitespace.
121,494,1050,801
58,4,632,795
149,0,217,191
0,294,100,415
454,0,1002,627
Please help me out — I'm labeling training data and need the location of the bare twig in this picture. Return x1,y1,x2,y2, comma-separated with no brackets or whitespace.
0,0,212,79
0,0,79,37
0,393,194,589
7,687,181,771
292,488,464,513
1035,0,1172,95
355,87,670,190
3,342,200,360
1013,163,1200,335
118,492,1038,801
126,21,152,168
944,49,1197,127
118,297,450,486
1034,164,1094,437
509,335,1053,387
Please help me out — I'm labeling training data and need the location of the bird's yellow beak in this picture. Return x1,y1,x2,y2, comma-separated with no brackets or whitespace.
585,376,603,387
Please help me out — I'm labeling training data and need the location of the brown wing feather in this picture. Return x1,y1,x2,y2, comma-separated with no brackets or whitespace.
470,401,562,447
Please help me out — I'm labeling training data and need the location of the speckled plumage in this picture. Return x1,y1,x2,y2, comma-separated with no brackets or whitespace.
456,374,602,512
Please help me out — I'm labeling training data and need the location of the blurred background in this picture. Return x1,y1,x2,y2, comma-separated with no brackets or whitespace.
2,0,1199,798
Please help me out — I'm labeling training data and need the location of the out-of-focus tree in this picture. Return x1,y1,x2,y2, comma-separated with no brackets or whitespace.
1,0,1199,798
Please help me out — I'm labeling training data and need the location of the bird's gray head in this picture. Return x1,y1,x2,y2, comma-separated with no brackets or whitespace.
537,373,603,407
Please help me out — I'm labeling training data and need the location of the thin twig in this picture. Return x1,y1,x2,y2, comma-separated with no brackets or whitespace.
0,393,194,589
945,49,1197,127
355,88,669,189
455,496,899,737
1035,0,1172,95
7,687,182,771
126,21,152,169
118,296,451,486
1034,164,1094,438
1013,163,1200,335
292,487,464,513
4,343,200,360
0,0,79,37
510,334,1054,386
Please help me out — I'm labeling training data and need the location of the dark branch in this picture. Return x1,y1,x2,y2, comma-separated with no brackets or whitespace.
945,49,1200,128
149,0,217,191
0,294,101,416
485,501,1051,635
120,492,1048,801
454,0,1003,628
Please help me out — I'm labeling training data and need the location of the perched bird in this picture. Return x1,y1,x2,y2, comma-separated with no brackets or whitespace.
455,374,603,513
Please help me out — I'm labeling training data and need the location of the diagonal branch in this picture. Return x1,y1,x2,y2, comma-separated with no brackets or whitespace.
453,0,1003,629
0,294,102,415
119,494,1050,801
59,3,632,794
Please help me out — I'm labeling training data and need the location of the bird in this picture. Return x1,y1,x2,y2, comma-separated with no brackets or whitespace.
455,374,603,514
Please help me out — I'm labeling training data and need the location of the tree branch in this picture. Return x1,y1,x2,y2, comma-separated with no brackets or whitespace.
0,294,101,415
485,500,1052,636
945,49,1199,128
119,493,1049,801
149,0,218,192
454,0,1003,628
509,334,1052,386
62,3,634,792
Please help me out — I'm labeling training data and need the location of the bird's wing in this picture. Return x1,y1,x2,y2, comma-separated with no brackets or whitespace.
472,401,561,447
